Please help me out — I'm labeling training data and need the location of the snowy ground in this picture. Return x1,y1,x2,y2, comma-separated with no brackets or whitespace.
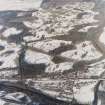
0,0,43,11
99,27,105,45
0,0,105,105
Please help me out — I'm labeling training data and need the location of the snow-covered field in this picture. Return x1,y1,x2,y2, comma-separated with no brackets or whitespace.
0,0,105,105
99,27,105,45
0,0,42,11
